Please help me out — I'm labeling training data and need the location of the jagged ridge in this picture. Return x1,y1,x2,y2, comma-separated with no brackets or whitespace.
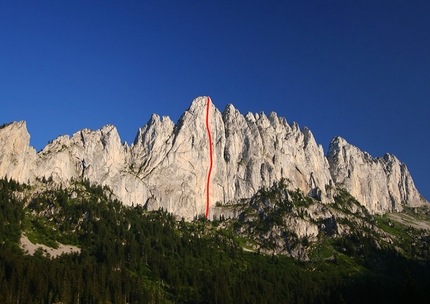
0,96,427,220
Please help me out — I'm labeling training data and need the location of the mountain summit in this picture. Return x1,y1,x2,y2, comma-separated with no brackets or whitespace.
0,96,427,219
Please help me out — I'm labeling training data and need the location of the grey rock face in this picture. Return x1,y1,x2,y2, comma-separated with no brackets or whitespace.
327,136,427,213
0,97,427,220
127,97,333,219
0,121,37,183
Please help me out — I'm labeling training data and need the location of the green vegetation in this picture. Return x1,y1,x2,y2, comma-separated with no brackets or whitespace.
1,177,430,303
0,122,13,130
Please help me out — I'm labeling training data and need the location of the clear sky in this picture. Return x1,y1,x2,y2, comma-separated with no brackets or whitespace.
1,1,429,200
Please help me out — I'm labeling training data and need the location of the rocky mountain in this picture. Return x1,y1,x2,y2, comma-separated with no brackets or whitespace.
327,136,425,212
0,96,427,220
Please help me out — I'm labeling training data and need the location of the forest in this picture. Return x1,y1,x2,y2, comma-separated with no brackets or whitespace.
1,177,429,303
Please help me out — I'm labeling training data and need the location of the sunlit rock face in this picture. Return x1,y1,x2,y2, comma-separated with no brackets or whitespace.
327,136,427,213
0,121,37,183
0,97,427,220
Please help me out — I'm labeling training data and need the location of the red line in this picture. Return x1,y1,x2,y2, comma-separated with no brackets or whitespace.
205,97,213,219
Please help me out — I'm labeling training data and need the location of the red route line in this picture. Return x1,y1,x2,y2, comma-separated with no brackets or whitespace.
205,97,213,219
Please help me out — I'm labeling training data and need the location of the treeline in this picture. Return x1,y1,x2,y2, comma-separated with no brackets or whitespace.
1,178,429,303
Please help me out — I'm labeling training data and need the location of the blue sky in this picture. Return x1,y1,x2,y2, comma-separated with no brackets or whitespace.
1,1,429,200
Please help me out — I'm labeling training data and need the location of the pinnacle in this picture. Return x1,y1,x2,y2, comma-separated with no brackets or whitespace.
188,96,211,113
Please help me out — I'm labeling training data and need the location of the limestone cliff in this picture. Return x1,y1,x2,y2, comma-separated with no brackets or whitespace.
327,136,427,213
0,121,37,183
0,97,427,219
129,97,333,219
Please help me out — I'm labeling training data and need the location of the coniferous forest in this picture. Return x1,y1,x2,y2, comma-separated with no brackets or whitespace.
1,177,430,303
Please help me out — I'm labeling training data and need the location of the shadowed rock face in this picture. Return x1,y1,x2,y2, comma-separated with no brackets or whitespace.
0,97,427,220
